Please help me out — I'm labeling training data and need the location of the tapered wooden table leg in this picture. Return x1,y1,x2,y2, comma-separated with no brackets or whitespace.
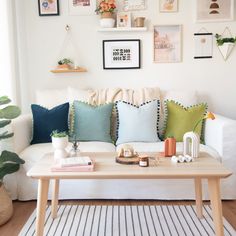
51,179,59,219
208,178,224,236
35,179,49,236
195,178,203,218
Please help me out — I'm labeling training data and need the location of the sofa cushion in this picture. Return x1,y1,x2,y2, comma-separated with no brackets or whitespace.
31,103,69,145
115,100,161,145
164,100,207,142
73,101,113,143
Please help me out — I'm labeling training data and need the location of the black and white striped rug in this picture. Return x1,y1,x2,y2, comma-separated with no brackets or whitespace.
19,205,236,236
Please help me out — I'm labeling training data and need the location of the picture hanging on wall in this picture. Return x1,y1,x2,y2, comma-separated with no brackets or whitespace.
194,33,213,59
38,0,59,16
103,40,141,69
196,0,234,22
159,0,178,13
123,0,145,11
68,0,96,15
154,25,182,63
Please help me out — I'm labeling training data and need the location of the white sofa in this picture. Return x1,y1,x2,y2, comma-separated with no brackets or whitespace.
4,87,236,201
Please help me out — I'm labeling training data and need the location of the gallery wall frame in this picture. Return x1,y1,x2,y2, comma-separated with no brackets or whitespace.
68,0,96,15
194,32,213,59
38,0,59,16
103,40,141,69
123,0,146,11
159,0,178,13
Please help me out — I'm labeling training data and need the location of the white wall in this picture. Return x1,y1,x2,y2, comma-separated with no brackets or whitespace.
16,0,236,119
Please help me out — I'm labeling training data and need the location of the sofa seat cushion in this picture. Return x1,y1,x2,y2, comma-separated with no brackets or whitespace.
116,142,221,160
20,142,116,172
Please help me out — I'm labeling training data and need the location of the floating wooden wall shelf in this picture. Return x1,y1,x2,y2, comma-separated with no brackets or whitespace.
50,68,87,73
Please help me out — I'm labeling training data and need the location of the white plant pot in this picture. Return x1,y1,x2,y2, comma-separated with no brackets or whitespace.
52,136,68,159
100,18,115,28
218,42,235,60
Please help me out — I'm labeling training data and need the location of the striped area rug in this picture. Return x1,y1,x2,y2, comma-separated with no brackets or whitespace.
19,205,236,236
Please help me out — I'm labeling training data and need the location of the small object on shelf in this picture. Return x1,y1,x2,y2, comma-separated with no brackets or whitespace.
139,155,149,167
117,12,131,28
164,136,176,157
57,58,73,70
134,17,145,27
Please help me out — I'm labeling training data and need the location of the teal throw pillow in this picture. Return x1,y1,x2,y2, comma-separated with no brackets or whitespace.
115,100,161,145
73,101,113,143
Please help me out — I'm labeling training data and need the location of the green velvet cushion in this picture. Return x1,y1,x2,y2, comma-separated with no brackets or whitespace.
164,100,207,142
73,101,113,142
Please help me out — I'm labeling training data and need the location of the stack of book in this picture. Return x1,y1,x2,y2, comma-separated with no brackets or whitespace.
51,156,94,172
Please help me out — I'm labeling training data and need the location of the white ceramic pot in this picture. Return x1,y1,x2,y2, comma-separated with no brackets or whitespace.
183,131,200,158
52,136,68,159
100,18,115,28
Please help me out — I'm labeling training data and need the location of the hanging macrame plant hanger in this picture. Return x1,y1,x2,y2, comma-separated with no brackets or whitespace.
51,25,87,73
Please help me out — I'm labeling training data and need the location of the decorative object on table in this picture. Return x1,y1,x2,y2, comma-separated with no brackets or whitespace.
31,103,69,144
134,17,145,27
194,28,213,59
183,112,215,158
164,100,208,142
117,12,131,28
69,138,80,157
0,96,25,226
51,25,87,73
115,100,160,145
196,0,234,23
164,136,176,157
38,0,59,16
215,27,236,60
103,39,141,69
116,155,139,165
95,0,116,28
68,0,96,15
139,155,149,167
154,25,182,63
171,155,193,163
117,144,136,158
124,0,145,11
51,130,69,159
159,0,178,13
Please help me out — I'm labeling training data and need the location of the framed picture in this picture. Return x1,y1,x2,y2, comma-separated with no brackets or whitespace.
123,0,145,11
117,12,131,28
154,25,182,63
103,40,141,69
68,0,96,15
194,33,213,59
160,0,178,12
38,0,59,16
196,0,234,22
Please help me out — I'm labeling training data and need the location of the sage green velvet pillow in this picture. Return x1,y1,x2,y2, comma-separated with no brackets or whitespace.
73,101,113,143
164,100,207,142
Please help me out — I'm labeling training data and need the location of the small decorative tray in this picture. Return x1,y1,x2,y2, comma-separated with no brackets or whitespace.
116,155,139,165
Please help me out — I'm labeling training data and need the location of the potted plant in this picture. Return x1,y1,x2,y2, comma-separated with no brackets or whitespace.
95,0,116,28
51,130,69,159
0,96,25,226
57,58,73,70
215,34,236,60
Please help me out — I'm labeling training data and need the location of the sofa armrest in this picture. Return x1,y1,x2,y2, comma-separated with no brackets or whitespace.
204,114,236,161
11,114,32,154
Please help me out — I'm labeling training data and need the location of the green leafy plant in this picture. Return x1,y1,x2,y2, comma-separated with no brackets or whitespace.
58,58,73,65
215,34,236,46
0,96,25,187
51,130,68,138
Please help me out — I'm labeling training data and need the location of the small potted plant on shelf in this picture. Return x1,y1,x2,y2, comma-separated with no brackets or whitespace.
57,58,73,70
51,130,69,159
95,0,116,28
0,96,25,226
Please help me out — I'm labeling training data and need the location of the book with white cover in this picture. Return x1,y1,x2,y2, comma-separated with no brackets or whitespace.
60,157,92,167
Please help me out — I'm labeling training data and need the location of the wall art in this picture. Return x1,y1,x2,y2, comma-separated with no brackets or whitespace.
38,0,59,16
196,0,234,22
159,0,178,13
123,0,145,11
154,25,181,63
103,40,140,69
117,12,131,28
68,0,96,15
194,33,213,59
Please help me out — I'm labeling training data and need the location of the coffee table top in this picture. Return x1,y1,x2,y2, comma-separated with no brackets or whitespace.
27,152,232,180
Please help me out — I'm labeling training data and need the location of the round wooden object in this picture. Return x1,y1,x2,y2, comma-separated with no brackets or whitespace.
116,156,139,165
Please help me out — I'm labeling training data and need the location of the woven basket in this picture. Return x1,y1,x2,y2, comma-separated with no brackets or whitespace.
0,185,13,226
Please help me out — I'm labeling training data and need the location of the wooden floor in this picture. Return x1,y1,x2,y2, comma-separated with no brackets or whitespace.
0,200,236,236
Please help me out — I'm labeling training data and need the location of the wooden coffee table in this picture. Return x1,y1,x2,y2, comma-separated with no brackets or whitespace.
27,152,232,236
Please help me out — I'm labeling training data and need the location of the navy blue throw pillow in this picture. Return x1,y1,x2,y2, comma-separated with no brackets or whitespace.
30,103,69,144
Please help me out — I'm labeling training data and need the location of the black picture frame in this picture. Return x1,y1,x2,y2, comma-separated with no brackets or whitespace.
38,0,60,16
103,39,141,70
